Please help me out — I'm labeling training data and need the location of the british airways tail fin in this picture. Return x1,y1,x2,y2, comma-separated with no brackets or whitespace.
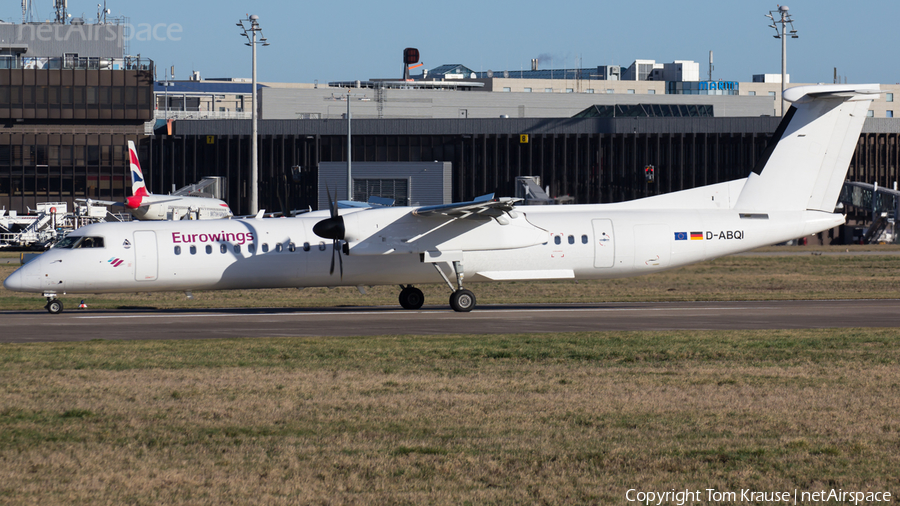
128,141,149,197
734,84,880,212
126,141,150,209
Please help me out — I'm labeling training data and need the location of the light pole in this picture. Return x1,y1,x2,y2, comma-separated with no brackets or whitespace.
765,5,798,116
162,65,174,120
347,88,352,201
337,88,365,201
237,15,269,214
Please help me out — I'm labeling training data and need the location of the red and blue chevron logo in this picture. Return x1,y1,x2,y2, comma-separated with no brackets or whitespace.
108,257,124,267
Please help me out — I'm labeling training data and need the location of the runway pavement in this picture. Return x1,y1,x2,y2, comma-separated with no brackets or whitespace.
1,299,899,343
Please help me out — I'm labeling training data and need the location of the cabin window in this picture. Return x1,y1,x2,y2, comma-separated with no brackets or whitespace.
234,244,241,254
318,242,327,251
220,244,227,254
206,245,212,254
582,235,588,244
248,244,256,254
275,243,283,252
261,243,269,253
554,236,561,245
189,245,197,255
288,242,296,252
303,242,311,252
174,245,181,255
568,235,575,245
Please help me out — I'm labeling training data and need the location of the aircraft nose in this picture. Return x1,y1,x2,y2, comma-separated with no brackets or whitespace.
3,258,42,292
3,267,26,291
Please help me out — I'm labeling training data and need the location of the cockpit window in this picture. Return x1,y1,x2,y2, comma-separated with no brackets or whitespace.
78,237,104,248
54,236,104,249
54,236,82,249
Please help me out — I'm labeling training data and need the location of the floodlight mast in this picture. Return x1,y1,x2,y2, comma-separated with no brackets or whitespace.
340,89,367,201
237,14,270,215
765,5,798,116
347,88,352,201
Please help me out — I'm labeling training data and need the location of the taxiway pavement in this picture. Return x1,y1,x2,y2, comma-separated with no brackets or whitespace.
1,299,898,343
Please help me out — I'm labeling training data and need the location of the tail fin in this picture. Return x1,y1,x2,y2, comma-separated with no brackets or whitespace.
126,141,150,209
128,140,149,197
734,84,880,212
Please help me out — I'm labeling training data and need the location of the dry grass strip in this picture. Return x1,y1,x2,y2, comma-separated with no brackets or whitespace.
1,329,899,504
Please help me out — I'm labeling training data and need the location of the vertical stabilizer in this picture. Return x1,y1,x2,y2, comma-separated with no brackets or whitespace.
126,141,150,209
735,84,880,212
128,141,148,197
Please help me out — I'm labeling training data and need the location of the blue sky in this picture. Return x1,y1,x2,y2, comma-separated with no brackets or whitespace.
9,0,900,85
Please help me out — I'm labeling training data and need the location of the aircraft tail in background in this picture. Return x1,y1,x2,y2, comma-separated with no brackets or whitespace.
127,140,150,209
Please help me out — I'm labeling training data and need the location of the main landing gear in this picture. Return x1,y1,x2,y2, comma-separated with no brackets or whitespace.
435,259,476,312
397,260,478,312
398,285,425,310
449,289,476,312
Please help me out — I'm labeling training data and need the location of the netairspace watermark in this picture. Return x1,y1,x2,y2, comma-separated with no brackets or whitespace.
626,488,893,505
15,23,183,43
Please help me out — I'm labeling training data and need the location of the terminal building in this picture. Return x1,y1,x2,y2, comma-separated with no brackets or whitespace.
0,11,153,212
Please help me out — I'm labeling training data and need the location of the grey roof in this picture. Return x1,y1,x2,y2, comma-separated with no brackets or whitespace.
174,116,783,137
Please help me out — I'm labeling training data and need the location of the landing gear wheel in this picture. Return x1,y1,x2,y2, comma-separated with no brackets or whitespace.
398,286,425,310
45,299,63,315
449,289,476,312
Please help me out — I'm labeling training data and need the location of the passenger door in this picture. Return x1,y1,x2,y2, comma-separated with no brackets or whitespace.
591,219,615,268
133,230,158,281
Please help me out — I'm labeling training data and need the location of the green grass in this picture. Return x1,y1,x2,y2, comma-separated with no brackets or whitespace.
1,329,899,504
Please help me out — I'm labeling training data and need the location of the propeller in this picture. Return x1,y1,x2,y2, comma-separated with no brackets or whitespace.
312,185,345,277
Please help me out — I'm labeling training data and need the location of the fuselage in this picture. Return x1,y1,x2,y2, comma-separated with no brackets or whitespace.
129,195,233,221
3,202,843,295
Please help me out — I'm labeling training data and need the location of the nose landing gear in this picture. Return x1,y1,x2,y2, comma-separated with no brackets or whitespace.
45,297,63,314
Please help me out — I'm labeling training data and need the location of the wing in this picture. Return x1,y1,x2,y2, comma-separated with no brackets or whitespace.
412,194,522,219
328,194,542,257
75,198,122,207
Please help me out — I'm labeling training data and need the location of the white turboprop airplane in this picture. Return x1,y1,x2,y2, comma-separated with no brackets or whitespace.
3,84,880,314
82,141,233,221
